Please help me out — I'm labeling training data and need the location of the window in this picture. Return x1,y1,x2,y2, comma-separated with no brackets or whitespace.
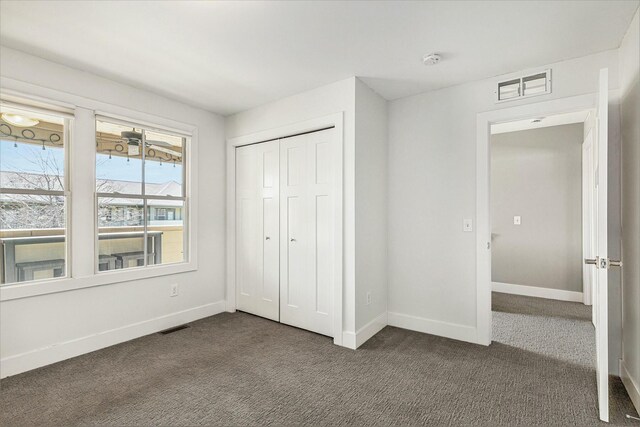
0,103,69,285
96,118,187,271
497,69,551,102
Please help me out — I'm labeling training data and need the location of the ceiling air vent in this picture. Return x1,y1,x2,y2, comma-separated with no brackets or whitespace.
496,69,551,103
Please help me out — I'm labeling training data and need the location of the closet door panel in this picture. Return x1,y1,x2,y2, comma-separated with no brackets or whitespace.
235,141,279,321
261,146,280,312
315,194,332,316
307,130,334,336
280,129,334,337
280,137,308,328
236,148,258,314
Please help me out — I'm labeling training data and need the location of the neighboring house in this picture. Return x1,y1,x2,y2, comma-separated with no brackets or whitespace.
0,171,183,229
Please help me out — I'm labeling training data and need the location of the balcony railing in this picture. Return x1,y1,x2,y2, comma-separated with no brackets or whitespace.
0,225,184,285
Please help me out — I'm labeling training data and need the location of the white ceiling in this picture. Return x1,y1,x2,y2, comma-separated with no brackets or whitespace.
0,1,637,116
491,110,591,135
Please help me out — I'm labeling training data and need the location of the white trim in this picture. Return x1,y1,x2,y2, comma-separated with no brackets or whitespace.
226,113,345,346
0,300,225,379
492,282,584,303
387,312,479,344
476,93,597,345
1,259,197,301
620,359,640,414
342,312,388,350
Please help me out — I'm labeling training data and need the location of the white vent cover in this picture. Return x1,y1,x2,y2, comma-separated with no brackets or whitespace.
496,69,551,102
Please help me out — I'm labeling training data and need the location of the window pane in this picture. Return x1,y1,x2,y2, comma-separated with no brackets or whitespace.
97,197,145,270
1,105,67,285
522,72,548,96
147,199,184,266
145,130,184,197
1,106,65,191
96,120,142,195
498,78,520,100
0,196,67,285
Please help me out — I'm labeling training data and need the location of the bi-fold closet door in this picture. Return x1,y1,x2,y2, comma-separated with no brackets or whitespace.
235,129,334,337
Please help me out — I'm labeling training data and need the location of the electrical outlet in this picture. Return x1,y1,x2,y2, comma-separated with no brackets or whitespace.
366,292,372,305
170,284,179,297
463,219,473,232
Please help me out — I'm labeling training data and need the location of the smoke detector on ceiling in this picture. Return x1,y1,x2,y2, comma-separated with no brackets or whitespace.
422,53,441,66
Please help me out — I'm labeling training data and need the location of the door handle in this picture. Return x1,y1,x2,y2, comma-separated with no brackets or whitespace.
585,257,622,268
290,238,296,242
265,236,270,240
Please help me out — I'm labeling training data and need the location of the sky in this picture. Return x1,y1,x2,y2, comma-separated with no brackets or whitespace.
0,139,183,185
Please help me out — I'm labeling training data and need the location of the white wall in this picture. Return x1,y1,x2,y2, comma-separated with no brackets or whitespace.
225,77,358,336
619,8,640,411
491,124,583,293
0,47,226,377
387,49,621,344
354,79,387,333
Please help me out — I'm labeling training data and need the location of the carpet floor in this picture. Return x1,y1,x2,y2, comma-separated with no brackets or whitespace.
1,293,638,426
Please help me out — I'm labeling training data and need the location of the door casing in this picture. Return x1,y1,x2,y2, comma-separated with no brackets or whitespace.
476,93,598,345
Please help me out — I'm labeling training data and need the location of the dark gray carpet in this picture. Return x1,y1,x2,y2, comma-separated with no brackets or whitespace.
1,293,638,426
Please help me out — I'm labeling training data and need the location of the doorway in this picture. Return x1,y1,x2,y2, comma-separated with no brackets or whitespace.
235,128,335,337
489,112,590,303
226,113,344,345
489,110,596,368
476,71,612,422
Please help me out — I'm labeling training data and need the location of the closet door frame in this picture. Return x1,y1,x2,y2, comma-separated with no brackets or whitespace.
226,113,344,346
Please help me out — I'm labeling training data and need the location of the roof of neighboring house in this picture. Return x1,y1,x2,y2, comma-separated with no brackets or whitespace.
1,171,183,206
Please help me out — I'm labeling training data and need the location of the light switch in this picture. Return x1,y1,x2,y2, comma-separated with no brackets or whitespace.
463,219,473,232
514,216,521,225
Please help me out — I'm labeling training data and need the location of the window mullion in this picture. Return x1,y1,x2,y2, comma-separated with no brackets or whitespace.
0,188,65,196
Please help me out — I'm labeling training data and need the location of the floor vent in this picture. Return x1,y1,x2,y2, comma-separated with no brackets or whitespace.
158,324,190,335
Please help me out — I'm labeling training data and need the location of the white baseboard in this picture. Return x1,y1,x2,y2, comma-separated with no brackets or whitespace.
620,359,640,414
342,311,388,350
387,312,478,344
492,282,583,303
0,300,226,379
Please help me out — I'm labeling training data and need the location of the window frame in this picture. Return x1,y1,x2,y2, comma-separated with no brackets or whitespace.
0,89,199,302
0,99,73,286
94,114,190,275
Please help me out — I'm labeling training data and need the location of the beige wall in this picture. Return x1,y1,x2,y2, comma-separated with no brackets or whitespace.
619,8,640,410
491,124,583,292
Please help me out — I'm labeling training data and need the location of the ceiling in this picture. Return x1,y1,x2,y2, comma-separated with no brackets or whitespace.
0,1,637,116
491,110,591,135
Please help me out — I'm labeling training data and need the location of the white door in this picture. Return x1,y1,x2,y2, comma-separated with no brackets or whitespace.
236,140,280,321
279,129,334,337
582,129,595,309
585,68,610,423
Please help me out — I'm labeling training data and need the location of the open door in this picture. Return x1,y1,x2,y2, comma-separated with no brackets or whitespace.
585,68,614,422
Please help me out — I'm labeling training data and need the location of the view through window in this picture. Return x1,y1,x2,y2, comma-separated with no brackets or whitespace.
96,119,187,272
0,104,68,285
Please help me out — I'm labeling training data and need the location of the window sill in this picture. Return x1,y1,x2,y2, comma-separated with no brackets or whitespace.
0,261,198,301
